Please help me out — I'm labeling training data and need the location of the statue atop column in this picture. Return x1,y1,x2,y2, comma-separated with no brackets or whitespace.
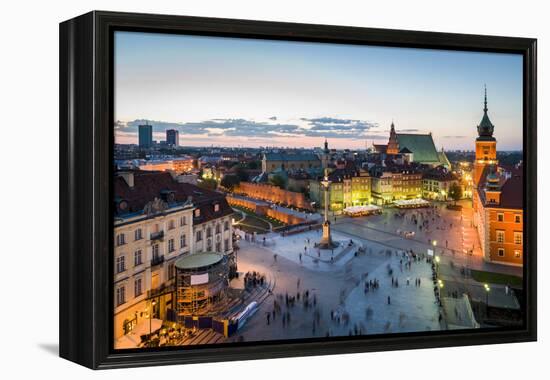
316,168,338,249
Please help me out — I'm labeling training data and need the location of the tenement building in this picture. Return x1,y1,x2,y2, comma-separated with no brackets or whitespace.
309,166,371,211
472,88,523,266
113,170,234,339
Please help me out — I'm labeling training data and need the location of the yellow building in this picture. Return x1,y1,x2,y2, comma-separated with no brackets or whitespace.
310,168,371,211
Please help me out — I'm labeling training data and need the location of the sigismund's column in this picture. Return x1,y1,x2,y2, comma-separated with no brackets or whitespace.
319,169,334,248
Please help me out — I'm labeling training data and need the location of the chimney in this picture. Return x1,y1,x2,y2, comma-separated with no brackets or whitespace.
119,172,134,188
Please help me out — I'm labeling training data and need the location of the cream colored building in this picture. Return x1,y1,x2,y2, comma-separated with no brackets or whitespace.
114,202,194,340
113,171,235,342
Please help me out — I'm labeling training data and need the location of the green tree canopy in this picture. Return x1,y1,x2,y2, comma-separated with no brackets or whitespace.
198,178,218,191
448,182,463,204
269,174,286,189
221,174,240,190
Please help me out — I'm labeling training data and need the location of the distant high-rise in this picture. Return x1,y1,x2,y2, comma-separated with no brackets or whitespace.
138,123,153,149
166,129,179,147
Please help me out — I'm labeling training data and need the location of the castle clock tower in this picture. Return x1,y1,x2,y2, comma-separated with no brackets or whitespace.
473,86,497,187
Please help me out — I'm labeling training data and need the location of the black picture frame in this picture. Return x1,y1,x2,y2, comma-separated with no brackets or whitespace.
59,10,537,369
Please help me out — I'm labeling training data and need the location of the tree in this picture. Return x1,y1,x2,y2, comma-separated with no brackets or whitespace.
221,174,240,191
198,178,218,191
247,161,260,170
269,174,286,189
234,166,250,182
448,182,463,204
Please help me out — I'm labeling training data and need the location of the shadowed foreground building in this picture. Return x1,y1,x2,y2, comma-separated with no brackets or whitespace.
113,170,235,339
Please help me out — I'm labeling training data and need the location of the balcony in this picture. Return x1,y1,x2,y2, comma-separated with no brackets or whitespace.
150,231,164,241
151,255,165,267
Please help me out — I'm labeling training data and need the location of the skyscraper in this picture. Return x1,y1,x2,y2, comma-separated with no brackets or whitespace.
166,129,179,147
138,123,153,149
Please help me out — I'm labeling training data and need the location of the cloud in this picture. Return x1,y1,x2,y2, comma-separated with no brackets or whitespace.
442,135,467,138
117,116,378,140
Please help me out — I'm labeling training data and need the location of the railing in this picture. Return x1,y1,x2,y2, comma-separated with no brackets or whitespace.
150,231,164,241
151,255,165,266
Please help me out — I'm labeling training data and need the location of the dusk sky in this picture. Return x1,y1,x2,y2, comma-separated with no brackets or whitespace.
114,31,523,151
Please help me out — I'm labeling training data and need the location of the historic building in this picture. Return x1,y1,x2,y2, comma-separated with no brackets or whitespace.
309,167,371,211
234,181,313,210
472,88,523,266
372,122,451,169
262,152,321,173
113,170,235,339
370,165,423,205
422,166,459,201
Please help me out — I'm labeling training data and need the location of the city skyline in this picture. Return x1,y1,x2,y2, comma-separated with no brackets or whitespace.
114,31,523,150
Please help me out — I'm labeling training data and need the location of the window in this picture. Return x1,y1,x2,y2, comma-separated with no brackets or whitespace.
116,233,126,246
134,250,142,266
152,244,159,259
497,213,504,222
134,278,142,297
515,215,521,223
514,232,523,245
496,230,505,243
116,256,125,273
194,209,201,218
206,227,212,238
196,230,203,242
116,286,126,306
180,216,187,226
168,220,175,230
168,238,175,252
215,224,221,234
168,262,175,280
497,248,505,257
180,234,187,248
134,228,143,241
214,204,220,212
224,238,229,252
514,250,521,258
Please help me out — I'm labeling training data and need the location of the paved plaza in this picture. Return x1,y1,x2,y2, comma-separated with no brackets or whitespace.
230,227,442,343
184,201,522,345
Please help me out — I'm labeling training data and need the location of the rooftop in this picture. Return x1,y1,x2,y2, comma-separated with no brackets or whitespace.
175,252,223,270
396,133,440,163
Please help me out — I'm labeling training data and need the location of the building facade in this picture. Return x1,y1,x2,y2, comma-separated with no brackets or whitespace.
422,166,459,201
113,171,235,340
138,123,153,149
262,152,321,173
309,168,371,211
166,129,180,147
472,88,523,266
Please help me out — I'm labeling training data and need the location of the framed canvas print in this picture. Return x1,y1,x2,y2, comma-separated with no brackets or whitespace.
59,11,537,369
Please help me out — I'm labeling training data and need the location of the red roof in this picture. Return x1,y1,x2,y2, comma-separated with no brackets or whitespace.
115,171,233,224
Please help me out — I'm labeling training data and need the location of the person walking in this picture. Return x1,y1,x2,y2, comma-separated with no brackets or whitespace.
387,296,391,305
